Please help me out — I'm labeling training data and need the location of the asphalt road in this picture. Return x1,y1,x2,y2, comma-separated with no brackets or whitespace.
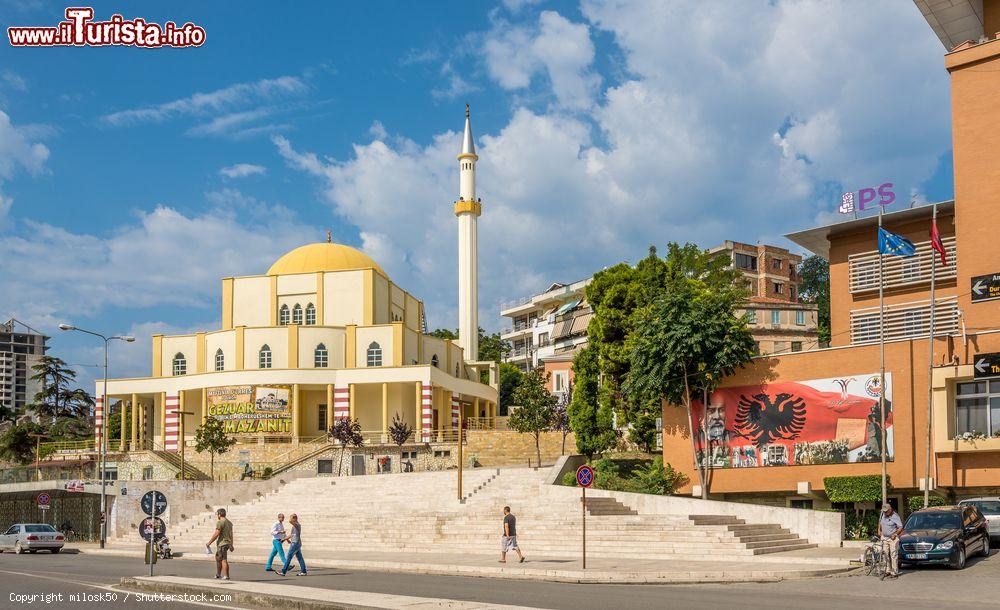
2,549,1000,609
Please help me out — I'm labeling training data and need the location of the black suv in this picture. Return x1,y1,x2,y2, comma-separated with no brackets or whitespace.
900,505,990,570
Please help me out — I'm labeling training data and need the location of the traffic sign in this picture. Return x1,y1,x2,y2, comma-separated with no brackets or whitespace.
972,273,1000,304
139,516,166,542
974,353,1000,379
576,465,595,488
36,492,51,510
141,491,167,516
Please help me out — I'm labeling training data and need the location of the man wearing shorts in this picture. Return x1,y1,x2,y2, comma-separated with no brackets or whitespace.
500,506,524,563
206,508,234,580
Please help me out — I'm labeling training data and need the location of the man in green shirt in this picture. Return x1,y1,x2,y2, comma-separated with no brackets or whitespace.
206,508,235,580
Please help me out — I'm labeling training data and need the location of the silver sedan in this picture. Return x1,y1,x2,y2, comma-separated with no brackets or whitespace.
0,524,65,554
959,498,1000,539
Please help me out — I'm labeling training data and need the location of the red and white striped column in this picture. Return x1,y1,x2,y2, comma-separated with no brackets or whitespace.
164,393,180,453
451,395,460,429
333,386,350,421
421,384,433,443
94,397,104,448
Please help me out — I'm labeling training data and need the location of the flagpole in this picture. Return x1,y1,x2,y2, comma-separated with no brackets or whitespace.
878,205,888,508
924,203,938,508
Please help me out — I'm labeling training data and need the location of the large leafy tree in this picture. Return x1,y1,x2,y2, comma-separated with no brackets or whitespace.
498,363,524,413
0,420,46,465
27,356,74,421
582,246,668,448
194,417,237,480
799,255,830,344
625,245,755,499
508,370,557,467
567,347,616,458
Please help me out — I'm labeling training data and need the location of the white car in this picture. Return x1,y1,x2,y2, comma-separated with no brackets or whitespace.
959,498,1000,539
0,524,65,554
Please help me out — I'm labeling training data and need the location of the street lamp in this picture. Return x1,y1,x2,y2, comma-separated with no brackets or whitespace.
29,432,51,482
58,323,134,549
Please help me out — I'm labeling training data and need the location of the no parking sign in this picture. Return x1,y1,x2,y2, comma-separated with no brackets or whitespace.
36,492,51,510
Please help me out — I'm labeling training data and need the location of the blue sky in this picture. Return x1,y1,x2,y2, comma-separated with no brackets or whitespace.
0,0,953,390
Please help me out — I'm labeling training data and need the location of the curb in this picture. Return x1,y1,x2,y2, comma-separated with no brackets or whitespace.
88,547,853,585
118,577,371,610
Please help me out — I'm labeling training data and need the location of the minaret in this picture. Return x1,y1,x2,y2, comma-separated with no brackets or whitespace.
455,104,481,361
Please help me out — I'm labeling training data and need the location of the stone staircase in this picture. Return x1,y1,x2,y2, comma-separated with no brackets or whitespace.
151,450,212,481
159,467,817,562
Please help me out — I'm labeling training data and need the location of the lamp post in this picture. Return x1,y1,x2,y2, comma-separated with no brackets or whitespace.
58,324,134,549
29,433,50,482
176,410,195,481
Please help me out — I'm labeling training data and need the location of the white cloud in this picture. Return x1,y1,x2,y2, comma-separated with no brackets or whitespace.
219,163,267,179
275,1,949,332
0,189,313,329
483,11,600,111
2,70,28,92
0,109,50,228
432,62,482,101
101,76,307,127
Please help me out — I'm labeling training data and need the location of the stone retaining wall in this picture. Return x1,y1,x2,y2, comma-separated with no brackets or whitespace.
465,430,574,467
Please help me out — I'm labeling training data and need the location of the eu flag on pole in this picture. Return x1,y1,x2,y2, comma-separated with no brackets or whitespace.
878,227,917,257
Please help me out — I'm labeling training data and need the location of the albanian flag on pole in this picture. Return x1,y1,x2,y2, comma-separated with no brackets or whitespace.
930,219,948,266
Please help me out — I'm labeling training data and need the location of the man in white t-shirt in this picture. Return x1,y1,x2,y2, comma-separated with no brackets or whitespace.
265,513,286,572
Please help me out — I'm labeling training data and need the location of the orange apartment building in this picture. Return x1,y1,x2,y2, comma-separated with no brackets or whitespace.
663,6,1000,509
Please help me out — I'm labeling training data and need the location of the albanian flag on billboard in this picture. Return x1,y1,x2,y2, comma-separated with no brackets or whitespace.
692,373,893,469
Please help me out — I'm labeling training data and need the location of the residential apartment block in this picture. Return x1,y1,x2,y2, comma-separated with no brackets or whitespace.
499,278,592,404
709,241,820,354
0,319,48,416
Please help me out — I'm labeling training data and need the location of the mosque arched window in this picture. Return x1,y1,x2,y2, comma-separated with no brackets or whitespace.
431,354,439,368
279,305,290,325
172,353,186,376
366,342,382,367
292,304,303,325
314,343,328,368
259,344,272,369
305,303,316,325
214,349,224,372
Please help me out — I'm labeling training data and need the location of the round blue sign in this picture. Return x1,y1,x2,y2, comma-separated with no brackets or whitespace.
576,465,595,488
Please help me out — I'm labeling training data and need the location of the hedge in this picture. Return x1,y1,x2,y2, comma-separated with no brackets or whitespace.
907,495,949,513
823,474,889,503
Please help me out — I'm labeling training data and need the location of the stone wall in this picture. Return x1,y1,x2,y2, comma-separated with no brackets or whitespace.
465,430,574,467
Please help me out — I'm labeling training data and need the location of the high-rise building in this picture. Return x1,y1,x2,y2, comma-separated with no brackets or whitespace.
709,241,820,354
0,319,48,416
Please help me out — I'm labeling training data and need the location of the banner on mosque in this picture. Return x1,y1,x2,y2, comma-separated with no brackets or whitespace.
206,384,293,436
691,373,893,469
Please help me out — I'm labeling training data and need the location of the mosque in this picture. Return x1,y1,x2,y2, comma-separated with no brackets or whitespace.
95,108,498,457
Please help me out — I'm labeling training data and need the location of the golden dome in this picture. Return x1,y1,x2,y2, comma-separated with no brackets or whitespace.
267,243,385,276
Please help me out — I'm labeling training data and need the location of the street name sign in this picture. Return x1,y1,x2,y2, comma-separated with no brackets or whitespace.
974,353,1000,379
971,273,1000,304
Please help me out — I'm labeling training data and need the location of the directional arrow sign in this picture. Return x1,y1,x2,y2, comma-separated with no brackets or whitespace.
971,273,1000,303
974,353,1000,379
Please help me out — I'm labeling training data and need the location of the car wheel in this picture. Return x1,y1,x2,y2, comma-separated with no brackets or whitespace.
953,546,967,570
28,549,37,554
14,542,24,555
981,535,991,558
50,548,60,554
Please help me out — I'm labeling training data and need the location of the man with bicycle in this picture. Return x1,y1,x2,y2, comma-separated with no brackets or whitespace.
879,503,904,578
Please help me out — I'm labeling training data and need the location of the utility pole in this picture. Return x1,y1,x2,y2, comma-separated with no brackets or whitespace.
29,433,50,482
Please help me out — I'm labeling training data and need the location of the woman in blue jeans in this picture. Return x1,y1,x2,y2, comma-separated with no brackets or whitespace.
279,513,306,576
265,513,286,572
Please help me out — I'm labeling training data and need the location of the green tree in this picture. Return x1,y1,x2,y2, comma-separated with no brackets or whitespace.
27,356,75,421
105,403,132,447
387,413,413,472
193,417,237,480
625,244,755,499
429,328,459,340
508,370,557,467
799,255,830,344
498,363,524,413
567,347,616,458
0,421,45,465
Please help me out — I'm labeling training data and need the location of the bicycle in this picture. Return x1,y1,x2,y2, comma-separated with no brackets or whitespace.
861,536,892,580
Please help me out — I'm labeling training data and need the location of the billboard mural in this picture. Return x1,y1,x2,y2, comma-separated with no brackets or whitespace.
206,385,293,435
693,373,893,469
